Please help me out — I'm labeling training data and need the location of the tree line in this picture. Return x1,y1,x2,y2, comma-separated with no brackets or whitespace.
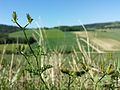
0,34,36,44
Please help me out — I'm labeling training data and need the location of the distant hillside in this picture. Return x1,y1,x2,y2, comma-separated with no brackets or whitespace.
53,21,120,31
0,24,20,33
1,21,120,33
85,21,120,29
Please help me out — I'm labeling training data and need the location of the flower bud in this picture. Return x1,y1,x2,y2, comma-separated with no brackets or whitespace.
26,14,33,23
106,64,114,75
12,11,17,23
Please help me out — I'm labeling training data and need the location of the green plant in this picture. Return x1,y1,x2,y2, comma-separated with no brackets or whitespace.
12,11,52,89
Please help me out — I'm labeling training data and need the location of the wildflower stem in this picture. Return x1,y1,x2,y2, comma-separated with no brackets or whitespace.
15,21,39,67
68,76,71,90
40,75,49,90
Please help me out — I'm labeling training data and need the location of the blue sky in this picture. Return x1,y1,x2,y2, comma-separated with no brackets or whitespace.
0,0,120,27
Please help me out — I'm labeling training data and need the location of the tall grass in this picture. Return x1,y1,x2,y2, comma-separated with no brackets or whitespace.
0,12,120,90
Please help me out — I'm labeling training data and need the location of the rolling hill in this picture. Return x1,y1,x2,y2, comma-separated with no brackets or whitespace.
0,24,20,33
1,21,120,33
1,21,120,52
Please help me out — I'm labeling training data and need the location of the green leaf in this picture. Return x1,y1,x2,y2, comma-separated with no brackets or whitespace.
26,14,33,23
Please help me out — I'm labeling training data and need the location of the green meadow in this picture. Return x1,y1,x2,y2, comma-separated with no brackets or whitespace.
0,24,120,89
8,29,77,52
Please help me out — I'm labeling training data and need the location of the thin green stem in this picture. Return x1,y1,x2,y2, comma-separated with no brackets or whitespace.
15,22,39,67
22,28,39,67
40,75,49,90
20,51,32,68
68,76,71,90
24,23,29,28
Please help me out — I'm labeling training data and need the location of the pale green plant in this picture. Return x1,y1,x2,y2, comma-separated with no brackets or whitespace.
12,11,52,90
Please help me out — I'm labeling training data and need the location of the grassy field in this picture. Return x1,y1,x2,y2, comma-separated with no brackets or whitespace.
0,28,120,89
9,29,78,52
9,29,67,38
2,28,120,53
73,29,120,51
0,44,28,54
73,28,120,40
92,31,120,41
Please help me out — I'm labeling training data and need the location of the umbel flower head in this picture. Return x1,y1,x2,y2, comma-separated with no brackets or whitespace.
26,14,33,24
12,11,17,23
12,11,33,24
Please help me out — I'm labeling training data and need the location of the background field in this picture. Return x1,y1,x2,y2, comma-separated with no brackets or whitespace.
0,23,120,89
8,29,77,53
73,28,120,51
1,28,120,53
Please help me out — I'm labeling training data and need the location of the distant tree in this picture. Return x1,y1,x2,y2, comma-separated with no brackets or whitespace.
43,27,49,30
0,24,20,33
